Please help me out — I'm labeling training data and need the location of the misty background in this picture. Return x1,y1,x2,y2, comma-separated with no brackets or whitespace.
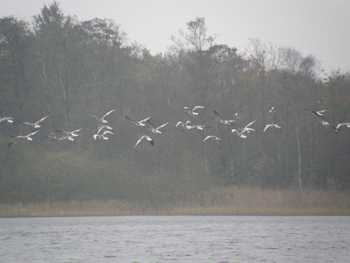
2,0,350,74
1,2,350,205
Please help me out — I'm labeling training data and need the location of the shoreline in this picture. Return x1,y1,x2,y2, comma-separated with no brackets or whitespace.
1,186,350,217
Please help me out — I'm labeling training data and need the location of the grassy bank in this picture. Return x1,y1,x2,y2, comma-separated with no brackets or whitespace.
1,186,350,217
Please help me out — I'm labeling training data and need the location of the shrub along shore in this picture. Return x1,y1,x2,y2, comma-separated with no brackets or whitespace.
1,186,350,217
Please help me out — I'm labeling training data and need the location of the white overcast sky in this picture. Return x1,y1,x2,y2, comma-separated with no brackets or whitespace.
2,0,350,74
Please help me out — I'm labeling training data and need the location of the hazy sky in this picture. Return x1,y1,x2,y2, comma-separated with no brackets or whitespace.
2,0,350,74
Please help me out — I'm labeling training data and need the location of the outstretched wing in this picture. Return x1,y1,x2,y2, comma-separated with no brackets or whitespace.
149,138,154,146
303,108,325,120
139,116,151,123
263,125,271,132
37,115,49,124
102,130,114,136
146,119,156,129
102,109,116,119
134,136,146,148
125,115,135,122
316,110,327,116
245,120,256,129
203,135,219,142
176,121,184,128
213,110,224,120
23,122,34,126
72,128,83,133
335,123,350,133
0,117,14,123
157,122,169,130
192,106,205,114
193,105,204,111
28,130,40,137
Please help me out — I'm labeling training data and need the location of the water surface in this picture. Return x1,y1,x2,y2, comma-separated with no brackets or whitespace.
1,216,349,262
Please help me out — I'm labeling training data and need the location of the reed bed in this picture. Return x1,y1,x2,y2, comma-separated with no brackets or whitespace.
1,186,350,217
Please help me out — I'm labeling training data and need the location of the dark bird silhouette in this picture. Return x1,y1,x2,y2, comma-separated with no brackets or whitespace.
213,110,237,126
7,141,17,148
303,108,326,120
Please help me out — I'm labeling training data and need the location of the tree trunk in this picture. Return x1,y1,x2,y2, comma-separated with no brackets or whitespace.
296,114,302,189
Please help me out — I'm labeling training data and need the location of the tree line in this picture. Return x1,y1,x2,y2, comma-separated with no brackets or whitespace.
1,1,350,204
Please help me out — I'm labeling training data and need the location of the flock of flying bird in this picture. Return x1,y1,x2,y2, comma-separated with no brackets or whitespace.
303,108,350,133
1,110,118,148
125,105,272,149
1,99,349,149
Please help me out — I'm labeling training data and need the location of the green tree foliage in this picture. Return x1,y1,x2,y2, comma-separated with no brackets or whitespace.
1,4,350,204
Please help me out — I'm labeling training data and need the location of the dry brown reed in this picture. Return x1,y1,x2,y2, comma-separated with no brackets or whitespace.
1,186,350,217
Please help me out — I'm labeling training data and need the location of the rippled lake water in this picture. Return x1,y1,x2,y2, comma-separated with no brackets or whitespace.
1,215,350,262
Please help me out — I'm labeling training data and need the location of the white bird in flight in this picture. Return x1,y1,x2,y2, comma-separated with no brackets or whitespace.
318,121,350,133
23,115,49,128
203,135,221,149
203,135,220,143
263,124,281,132
93,130,115,140
147,120,169,134
203,135,220,150
176,120,194,130
16,130,40,141
91,109,116,123
319,120,331,126
334,122,350,134
213,110,237,125
303,108,326,120
232,112,240,120
241,120,256,133
0,117,14,123
231,129,247,139
96,124,113,131
55,128,83,137
195,124,207,131
269,106,276,114
125,115,151,126
134,135,154,148
67,128,83,137
184,106,205,116
176,120,189,128
231,120,256,138
58,135,75,141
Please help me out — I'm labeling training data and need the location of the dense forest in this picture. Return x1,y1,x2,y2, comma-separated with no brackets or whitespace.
1,2,350,205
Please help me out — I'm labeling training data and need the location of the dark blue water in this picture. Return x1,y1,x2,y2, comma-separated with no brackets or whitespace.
1,216,349,262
